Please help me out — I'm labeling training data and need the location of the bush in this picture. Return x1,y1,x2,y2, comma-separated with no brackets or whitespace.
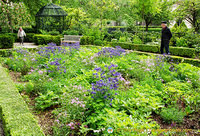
0,35,14,49
62,30,79,35
94,39,103,46
48,31,60,36
80,36,95,45
110,42,197,58
176,37,188,47
132,35,143,44
160,107,185,124
33,34,62,45
24,33,35,42
170,47,196,58
119,36,127,42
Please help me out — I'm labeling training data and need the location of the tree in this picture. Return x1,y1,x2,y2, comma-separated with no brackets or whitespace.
153,0,174,25
0,0,31,32
87,0,116,39
133,0,161,31
175,0,200,32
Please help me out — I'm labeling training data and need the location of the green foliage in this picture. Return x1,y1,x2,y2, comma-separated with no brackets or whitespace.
1,43,200,135
35,91,59,110
48,31,60,36
175,0,200,32
0,35,14,49
94,39,103,46
24,33,35,42
80,36,95,45
176,37,188,47
33,34,62,45
62,30,79,35
0,65,44,136
132,35,143,44
159,107,186,124
110,42,198,58
0,1,31,32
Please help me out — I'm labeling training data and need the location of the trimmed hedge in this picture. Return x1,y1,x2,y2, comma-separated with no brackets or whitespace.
0,64,44,136
0,35,14,49
80,36,95,45
24,33,35,42
110,42,198,58
133,51,200,67
33,34,62,46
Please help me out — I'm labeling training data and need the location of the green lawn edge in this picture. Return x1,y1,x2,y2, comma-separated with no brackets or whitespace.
0,64,44,136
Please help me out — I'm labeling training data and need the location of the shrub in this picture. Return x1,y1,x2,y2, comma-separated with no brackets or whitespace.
0,35,14,49
94,39,103,46
170,47,196,58
176,37,187,47
80,36,94,45
119,36,127,42
132,35,143,44
48,31,60,35
33,34,62,45
62,30,79,35
110,42,197,58
160,107,186,124
24,33,35,42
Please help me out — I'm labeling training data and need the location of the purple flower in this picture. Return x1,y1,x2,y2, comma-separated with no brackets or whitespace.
38,70,43,75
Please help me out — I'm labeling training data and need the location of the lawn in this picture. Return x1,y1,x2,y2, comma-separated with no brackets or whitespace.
0,43,199,135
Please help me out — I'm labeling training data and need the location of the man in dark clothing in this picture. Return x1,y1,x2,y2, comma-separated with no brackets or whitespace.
161,21,172,54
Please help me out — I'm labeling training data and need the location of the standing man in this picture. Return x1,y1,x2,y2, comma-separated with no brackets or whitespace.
17,27,26,46
161,21,172,54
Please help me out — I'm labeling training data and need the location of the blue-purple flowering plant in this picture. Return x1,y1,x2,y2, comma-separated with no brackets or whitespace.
97,46,125,58
88,64,121,106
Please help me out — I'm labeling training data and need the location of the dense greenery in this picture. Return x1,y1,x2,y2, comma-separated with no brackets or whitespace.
0,64,44,136
1,44,199,135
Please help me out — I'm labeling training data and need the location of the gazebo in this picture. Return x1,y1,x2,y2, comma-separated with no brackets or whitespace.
35,3,67,33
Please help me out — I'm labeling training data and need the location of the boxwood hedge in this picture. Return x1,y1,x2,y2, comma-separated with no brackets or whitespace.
110,42,198,58
0,64,44,136
33,34,62,46
0,35,14,49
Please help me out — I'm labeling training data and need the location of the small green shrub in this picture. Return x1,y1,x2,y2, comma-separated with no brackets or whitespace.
119,36,127,42
132,35,143,44
62,30,79,35
0,35,14,49
176,37,187,47
24,33,35,42
33,34,62,45
80,36,95,45
94,39,103,46
48,31,60,35
160,107,186,124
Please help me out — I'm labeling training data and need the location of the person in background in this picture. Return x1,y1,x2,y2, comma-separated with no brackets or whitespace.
17,27,26,46
161,21,172,55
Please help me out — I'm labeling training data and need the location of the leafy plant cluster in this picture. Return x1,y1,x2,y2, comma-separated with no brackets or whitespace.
1,44,200,135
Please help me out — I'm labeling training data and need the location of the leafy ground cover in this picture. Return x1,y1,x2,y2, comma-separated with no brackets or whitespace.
0,43,200,135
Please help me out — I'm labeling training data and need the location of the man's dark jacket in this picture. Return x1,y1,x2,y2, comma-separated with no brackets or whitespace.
161,27,172,41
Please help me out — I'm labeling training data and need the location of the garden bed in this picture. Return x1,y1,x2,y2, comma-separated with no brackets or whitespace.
0,44,200,135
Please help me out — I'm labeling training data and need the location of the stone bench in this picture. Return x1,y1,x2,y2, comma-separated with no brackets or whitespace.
61,35,82,45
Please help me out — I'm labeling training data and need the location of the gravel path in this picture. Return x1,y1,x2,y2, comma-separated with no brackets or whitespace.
14,42,38,48
0,117,4,136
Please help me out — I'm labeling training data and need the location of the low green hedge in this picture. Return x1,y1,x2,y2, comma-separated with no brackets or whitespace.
110,42,198,58
33,34,62,45
0,35,14,49
80,36,95,45
24,33,35,42
0,49,12,57
133,51,200,67
0,64,44,136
